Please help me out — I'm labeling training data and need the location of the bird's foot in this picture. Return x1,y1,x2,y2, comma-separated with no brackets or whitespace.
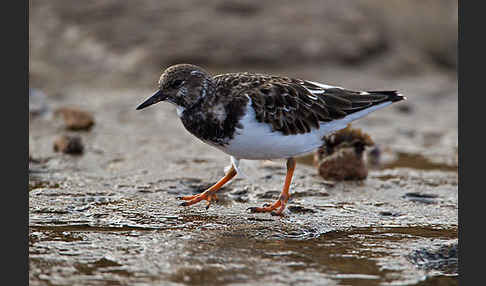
177,164,236,210
247,198,287,216
177,191,218,210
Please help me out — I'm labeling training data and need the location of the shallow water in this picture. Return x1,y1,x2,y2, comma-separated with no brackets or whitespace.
30,213,457,286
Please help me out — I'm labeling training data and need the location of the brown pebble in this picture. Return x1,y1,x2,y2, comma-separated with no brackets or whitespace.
53,135,84,155
288,205,316,214
316,148,368,180
314,125,374,181
379,211,401,217
55,107,95,131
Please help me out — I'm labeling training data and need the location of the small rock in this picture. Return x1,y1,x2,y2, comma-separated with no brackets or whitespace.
55,107,95,131
403,192,438,204
314,125,374,181
288,205,316,214
379,211,401,217
316,149,368,181
53,135,84,155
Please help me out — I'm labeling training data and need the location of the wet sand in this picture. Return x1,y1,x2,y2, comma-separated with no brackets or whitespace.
29,69,457,285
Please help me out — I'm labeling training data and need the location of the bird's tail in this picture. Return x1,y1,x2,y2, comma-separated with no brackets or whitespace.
366,90,406,102
317,90,406,135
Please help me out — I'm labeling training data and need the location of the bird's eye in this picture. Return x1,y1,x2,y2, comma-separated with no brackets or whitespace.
171,80,184,88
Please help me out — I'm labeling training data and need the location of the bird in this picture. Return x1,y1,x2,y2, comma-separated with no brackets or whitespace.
136,64,405,215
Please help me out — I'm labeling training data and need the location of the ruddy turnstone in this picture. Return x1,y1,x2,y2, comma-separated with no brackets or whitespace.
136,64,405,215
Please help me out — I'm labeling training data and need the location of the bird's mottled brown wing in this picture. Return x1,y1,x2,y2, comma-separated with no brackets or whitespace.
224,74,403,135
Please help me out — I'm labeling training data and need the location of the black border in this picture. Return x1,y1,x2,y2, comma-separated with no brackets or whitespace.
458,1,479,285
457,0,462,282
7,0,28,285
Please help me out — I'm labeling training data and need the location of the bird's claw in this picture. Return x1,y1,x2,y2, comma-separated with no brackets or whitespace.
247,206,284,216
177,192,217,209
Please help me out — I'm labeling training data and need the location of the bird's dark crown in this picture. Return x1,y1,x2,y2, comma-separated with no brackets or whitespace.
157,64,213,109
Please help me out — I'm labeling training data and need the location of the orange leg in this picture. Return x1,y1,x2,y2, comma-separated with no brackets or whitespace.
248,158,296,216
178,165,237,209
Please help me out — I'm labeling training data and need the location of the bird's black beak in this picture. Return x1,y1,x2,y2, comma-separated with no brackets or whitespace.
136,89,166,110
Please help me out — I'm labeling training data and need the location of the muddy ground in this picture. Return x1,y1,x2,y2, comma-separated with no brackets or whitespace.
29,67,457,286
29,1,457,285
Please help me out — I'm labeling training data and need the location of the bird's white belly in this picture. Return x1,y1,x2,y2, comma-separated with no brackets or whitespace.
216,101,392,160
216,105,325,160
221,124,324,160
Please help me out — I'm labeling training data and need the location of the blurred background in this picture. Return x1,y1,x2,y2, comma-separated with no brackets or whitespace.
29,0,459,192
29,0,457,93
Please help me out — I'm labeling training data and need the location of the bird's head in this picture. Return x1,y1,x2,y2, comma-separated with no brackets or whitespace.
136,64,212,112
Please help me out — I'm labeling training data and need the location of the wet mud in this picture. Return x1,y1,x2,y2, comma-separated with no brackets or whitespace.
29,72,457,285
